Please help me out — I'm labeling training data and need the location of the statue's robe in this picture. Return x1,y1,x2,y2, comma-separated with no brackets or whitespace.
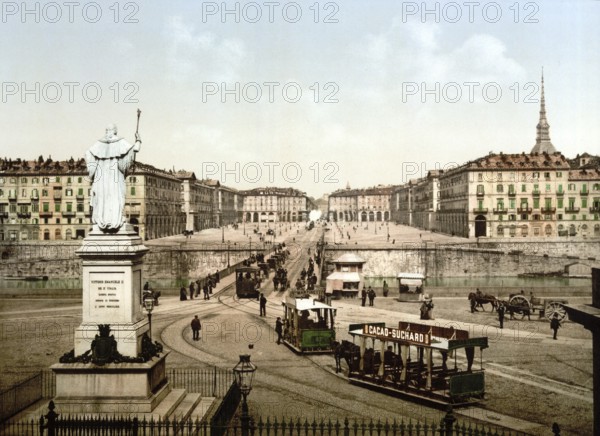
85,137,139,230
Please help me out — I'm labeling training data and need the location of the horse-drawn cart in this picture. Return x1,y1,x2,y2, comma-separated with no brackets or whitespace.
507,294,568,321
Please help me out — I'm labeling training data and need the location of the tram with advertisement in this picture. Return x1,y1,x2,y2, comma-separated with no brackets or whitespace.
281,294,337,353
235,266,262,299
339,321,488,406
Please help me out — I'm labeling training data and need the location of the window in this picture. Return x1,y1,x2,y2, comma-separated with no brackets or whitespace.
521,226,528,237
78,188,84,196
478,173,483,182
521,184,527,193
66,203,73,212
21,177,27,183
43,202,49,212
55,177,61,183
131,187,136,196
77,203,84,212
558,198,563,209
533,198,540,209
556,172,562,178
582,198,588,208
78,177,83,183
509,199,516,209
32,203,39,212
65,189,73,196
497,173,502,181
496,184,504,193
544,172,550,179
568,183,576,191
67,177,72,184
54,203,61,212
545,184,551,192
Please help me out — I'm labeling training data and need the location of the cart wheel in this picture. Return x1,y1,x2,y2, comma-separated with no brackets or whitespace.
544,302,568,321
508,295,531,311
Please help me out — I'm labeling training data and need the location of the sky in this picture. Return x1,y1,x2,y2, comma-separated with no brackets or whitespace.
1,0,599,198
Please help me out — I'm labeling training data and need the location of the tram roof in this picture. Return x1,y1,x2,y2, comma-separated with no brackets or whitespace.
284,296,335,311
235,266,260,272
349,323,488,351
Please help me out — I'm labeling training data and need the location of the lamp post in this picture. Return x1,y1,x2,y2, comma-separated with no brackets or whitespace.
227,241,231,268
222,226,225,243
143,296,155,340
233,354,257,436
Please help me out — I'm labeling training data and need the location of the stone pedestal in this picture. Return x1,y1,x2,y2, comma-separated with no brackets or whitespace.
51,352,171,414
74,224,149,357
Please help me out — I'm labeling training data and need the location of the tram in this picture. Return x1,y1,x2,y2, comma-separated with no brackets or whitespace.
282,294,337,353
235,266,262,299
343,321,488,406
397,272,426,302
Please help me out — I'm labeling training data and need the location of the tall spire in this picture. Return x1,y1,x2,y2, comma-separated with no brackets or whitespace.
531,68,557,154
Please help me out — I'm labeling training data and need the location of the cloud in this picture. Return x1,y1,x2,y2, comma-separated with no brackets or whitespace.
163,16,247,83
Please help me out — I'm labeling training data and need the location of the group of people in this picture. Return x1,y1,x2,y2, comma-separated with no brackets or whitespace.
180,271,221,301
361,286,376,307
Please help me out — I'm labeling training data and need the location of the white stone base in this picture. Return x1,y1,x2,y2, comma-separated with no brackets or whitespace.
74,318,150,358
51,352,170,414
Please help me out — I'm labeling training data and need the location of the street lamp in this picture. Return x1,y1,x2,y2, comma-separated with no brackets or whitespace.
222,226,225,243
233,354,257,436
143,295,155,340
227,241,231,268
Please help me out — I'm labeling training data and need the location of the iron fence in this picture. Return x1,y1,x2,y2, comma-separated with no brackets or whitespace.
0,408,529,436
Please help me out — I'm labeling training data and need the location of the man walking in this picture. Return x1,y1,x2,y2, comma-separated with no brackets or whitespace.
368,287,376,306
260,293,267,317
550,313,561,340
361,288,367,307
275,317,283,344
191,315,201,341
498,303,506,329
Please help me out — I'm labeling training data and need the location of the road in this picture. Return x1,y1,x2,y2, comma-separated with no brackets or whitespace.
0,225,592,435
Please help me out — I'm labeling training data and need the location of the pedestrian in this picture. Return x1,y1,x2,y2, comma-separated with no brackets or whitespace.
203,282,210,300
275,317,283,344
195,279,201,298
368,287,375,306
143,281,150,291
498,303,505,329
382,280,389,297
191,315,201,341
180,287,187,301
470,297,477,313
189,281,195,300
259,293,267,317
215,270,220,284
361,288,367,307
550,313,561,340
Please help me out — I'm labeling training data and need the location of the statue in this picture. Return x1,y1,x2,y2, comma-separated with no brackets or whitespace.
85,111,141,231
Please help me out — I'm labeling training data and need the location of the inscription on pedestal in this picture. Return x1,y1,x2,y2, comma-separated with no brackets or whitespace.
91,273,124,311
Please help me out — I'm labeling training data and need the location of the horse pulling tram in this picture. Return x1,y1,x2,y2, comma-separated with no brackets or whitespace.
281,294,337,354
335,322,488,406
235,266,262,299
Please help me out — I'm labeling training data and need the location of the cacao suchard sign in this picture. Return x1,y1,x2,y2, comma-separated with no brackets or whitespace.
363,324,431,346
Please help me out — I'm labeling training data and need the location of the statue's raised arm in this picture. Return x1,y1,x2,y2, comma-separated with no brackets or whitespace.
85,122,142,232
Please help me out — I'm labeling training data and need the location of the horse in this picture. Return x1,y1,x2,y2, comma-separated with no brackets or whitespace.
468,292,498,312
332,340,360,374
